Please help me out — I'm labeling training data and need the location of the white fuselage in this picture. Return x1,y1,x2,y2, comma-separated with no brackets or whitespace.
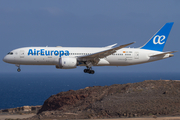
3,46,170,67
3,22,175,73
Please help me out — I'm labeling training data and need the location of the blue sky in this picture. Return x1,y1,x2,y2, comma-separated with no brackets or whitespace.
0,0,179,73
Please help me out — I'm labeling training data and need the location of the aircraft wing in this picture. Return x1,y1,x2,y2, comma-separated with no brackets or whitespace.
77,42,135,63
149,51,177,57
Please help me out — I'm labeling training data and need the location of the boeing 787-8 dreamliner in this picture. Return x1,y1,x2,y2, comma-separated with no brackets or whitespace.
3,22,176,74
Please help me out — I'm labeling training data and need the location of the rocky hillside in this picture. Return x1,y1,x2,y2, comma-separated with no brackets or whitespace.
26,80,180,119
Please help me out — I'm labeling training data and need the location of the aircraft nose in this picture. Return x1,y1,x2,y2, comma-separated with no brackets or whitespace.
3,56,6,62
3,54,15,64
3,56,7,62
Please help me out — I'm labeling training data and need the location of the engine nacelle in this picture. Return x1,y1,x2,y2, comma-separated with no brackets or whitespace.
56,57,77,69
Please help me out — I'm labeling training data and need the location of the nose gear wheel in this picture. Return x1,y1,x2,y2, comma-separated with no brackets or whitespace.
17,68,21,72
16,64,21,72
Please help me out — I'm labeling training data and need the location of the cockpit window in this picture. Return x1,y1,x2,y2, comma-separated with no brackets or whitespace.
7,52,13,55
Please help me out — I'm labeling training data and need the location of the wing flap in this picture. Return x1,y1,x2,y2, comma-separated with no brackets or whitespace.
78,42,135,61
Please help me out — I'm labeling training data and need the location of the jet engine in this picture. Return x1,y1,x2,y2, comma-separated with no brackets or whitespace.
56,57,77,69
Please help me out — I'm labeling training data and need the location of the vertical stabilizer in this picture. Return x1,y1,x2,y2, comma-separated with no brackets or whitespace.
140,22,174,51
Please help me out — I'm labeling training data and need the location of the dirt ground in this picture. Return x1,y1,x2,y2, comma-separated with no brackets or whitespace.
92,117,180,120
0,114,35,120
1,115,180,120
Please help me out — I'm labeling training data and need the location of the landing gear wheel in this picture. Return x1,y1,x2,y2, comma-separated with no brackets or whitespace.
17,68,21,72
84,66,95,74
15,64,21,72
84,69,95,74
84,69,91,73
89,70,94,74
90,70,95,74
84,69,87,73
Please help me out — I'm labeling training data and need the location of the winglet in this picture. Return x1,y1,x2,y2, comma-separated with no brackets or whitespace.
105,43,117,48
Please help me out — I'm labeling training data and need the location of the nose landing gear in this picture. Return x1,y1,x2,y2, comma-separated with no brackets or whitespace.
17,68,21,72
16,64,21,72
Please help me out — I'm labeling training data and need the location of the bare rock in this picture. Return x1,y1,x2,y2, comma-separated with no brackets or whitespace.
28,80,180,119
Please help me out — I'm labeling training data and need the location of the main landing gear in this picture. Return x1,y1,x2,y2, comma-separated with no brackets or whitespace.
16,64,21,72
84,67,95,74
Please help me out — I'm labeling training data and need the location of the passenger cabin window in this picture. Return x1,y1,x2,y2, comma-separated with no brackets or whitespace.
7,52,13,55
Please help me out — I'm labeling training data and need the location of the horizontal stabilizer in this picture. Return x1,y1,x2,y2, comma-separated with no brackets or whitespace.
149,51,177,57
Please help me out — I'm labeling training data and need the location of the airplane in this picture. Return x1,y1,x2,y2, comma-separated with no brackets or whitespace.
3,22,177,74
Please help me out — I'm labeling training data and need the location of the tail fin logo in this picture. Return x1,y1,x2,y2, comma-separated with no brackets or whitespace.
140,22,174,51
153,35,166,45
